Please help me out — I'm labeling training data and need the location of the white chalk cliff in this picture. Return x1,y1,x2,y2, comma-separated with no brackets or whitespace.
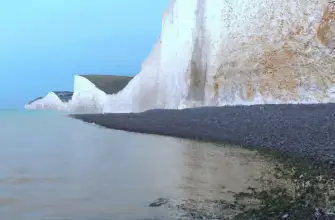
26,0,335,112
25,92,67,110
65,75,106,112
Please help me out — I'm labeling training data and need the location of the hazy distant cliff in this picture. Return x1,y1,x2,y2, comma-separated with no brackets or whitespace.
25,75,133,111
25,91,73,110
25,0,335,112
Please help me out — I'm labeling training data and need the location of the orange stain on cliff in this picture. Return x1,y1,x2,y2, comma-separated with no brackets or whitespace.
240,82,256,101
213,74,220,98
295,26,304,35
316,2,335,47
240,22,306,101
259,42,299,100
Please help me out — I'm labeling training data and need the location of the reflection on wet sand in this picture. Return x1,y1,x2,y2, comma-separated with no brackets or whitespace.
179,141,278,201
181,142,273,200
165,139,289,218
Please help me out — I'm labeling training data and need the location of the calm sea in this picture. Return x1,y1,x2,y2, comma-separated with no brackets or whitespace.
0,110,277,220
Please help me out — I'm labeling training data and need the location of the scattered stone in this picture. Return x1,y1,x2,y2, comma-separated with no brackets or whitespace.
149,198,169,207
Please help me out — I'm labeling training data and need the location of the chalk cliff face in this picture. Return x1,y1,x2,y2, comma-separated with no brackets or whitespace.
24,0,335,112
67,75,111,112
25,92,67,110
104,0,335,113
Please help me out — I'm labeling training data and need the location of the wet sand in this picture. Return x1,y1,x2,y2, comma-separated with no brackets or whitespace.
0,111,291,219
70,103,335,164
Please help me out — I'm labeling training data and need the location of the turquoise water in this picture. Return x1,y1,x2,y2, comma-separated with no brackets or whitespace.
0,110,277,220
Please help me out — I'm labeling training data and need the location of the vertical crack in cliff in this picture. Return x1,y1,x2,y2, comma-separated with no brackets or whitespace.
187,0,207,103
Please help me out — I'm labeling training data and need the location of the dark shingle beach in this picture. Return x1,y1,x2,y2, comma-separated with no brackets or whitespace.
70,103,335,164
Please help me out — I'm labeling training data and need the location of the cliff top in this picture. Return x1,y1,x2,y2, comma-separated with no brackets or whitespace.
80,75,133,95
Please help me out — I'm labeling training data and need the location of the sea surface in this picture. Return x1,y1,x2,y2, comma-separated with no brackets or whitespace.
0,110,281,220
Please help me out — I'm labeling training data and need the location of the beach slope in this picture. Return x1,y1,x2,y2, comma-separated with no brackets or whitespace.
70,103,335,163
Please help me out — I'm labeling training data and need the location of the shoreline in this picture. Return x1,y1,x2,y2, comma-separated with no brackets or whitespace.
70,104,335,219
70,103,335,164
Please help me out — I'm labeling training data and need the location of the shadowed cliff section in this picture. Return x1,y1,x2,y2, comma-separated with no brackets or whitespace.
187,0,207,103
70,104,335,163
80,75,133,95
52,91,73,102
